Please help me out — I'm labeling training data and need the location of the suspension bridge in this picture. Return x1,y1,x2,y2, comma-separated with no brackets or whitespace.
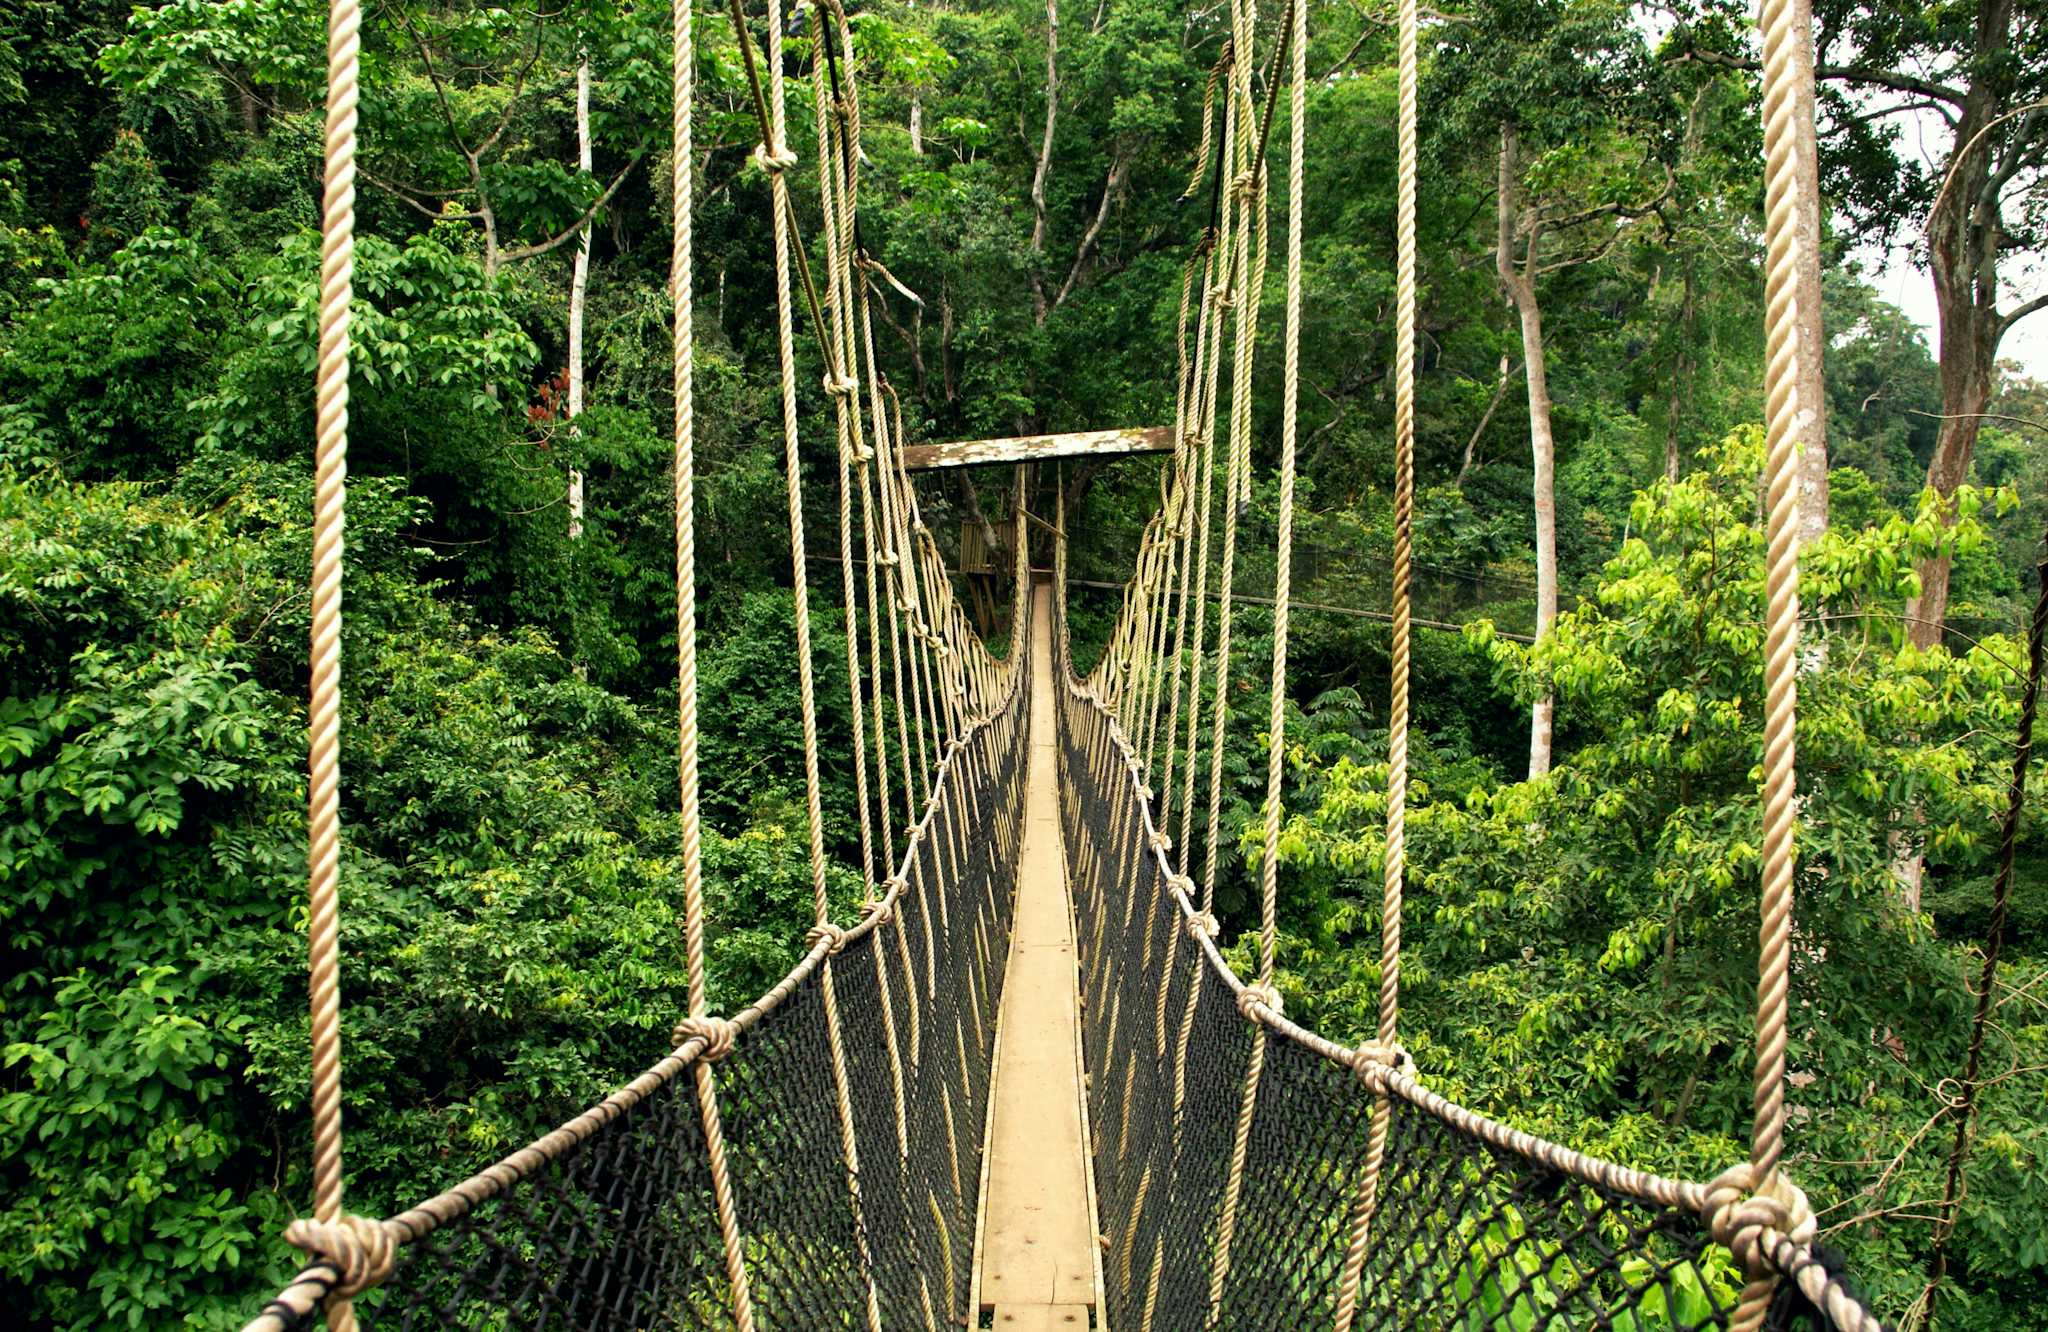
233,0,1919,1326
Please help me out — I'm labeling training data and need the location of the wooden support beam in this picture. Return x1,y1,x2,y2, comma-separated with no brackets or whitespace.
899,425,1171,471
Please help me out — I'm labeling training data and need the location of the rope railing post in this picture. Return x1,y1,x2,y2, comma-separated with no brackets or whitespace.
1705,0,1824,1324
1200,0,1277,1314
1332,0,1415,1323
293,1,379,1325
674,2,755,1324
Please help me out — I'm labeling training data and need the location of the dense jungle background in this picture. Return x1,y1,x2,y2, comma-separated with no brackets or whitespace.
1,0,2045,1327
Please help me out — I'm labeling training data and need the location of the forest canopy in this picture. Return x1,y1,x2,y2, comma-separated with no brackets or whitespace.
0,0,2044,1327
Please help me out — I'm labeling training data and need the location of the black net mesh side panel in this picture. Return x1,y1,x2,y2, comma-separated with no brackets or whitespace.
325,1054,732,1330
1062,690,1252,1332
1212,1025,1375,1328
1341,1090,1742,1331
713,964,871,1328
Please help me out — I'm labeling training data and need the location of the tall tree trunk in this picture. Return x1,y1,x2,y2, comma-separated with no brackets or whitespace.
1790,0,1829,547
1497,125,1559,780
910,90,924,155
567,55,592,542
1906,0,2018,649
1029,0,1058,325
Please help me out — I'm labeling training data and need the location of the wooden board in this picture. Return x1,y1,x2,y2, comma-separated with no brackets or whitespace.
988,1306,1093,1330
900,425,1172,472
976,584,1100,1318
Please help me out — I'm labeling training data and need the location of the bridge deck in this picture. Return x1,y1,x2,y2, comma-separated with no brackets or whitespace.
973,583,1100,1324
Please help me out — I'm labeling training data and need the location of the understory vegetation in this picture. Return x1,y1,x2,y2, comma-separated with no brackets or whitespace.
0,0,2043,1328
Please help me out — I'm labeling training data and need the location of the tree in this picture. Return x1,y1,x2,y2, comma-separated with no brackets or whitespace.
1435,0,1677,778
1677,0,2048,646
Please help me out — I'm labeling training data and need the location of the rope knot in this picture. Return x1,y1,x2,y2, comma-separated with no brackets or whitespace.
673,1015,740,1062
1149,829,1172,855
852,444,876,466
1168,873,1196,901
283,1214,394,1300
1229,169,1258,201
1188,910,1220,942
1704,1164,1815,1276
1347,1039,1409,1089
751,142,798,175
823,372,858,398
806,921,850,954
1208,283,1235,310
1237,981,1282,1021
859,894,895,925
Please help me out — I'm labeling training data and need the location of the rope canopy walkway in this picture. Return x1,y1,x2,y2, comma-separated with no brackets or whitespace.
236,0,1920,1327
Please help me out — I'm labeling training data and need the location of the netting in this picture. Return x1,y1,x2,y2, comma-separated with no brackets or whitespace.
1057,667,1886,1332
247,653,1029,1332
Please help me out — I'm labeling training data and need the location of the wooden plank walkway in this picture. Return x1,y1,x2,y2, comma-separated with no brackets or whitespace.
974,583,1101,1325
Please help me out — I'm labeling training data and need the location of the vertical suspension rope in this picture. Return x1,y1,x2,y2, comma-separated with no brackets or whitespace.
673,0,756,1323
1202,1,1283,1319
1332,0,1415,1322
746,1,884,1324
306,2,359,1326
1706,0,1822,1325
1259,0,1305,1008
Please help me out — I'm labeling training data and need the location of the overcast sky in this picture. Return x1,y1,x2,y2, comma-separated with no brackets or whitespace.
1844,93,2046,383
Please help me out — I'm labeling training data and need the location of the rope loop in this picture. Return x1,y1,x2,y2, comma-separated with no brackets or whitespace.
1237,981,1283,1021
1704,1163,1816,1277
673,1015,741,1062
1347,1039,1410,1090
807,921,850,955
283,1214,394,1300
750,142,798,175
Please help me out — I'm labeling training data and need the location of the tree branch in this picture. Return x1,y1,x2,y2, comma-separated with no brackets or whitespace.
359,164,484,221
498,155,643,264
1051,152,1130,314
1677,45,1966,107
1996,291,2048,340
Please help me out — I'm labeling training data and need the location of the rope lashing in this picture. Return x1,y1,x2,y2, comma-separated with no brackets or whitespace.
1346,1039,1409,1088
751,142,798,174
1235,981,1282,1021
1705,1164,1818,1278
674,1016,741,1062
1187,911,1220,941
283,1215,393,1301
808,921,851,954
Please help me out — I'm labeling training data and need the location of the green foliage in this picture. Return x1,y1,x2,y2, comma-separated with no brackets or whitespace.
1269,433,2045,1320
3,1,2044,1326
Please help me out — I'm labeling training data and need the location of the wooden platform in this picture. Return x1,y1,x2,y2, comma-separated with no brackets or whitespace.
974,584,1101,1323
